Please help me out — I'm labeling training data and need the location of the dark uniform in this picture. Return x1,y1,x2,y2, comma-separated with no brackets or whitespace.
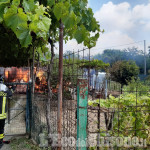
0,76,14,149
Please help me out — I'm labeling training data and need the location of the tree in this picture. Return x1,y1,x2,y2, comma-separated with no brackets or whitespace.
1,0,102,146
102,49,125,65
108,61,139,92
93,47,148,74
123,47,145,73
93,49,125,65
0,0,51,47
38,0,102,145
0,0,52,67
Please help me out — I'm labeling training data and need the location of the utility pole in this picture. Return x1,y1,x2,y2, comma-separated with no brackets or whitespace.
144,40,146,75
148,46,150,57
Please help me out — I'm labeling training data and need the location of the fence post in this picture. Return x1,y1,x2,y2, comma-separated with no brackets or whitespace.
77,79,88,150
26,83,32,137
26,84,29,134
105,79,108,99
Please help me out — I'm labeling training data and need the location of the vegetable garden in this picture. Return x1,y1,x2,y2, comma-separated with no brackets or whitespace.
89,79,150,149
30,49,150,150
0,0,149,150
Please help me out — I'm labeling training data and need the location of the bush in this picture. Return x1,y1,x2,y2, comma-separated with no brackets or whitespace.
108,61,139,89
123,78,150,95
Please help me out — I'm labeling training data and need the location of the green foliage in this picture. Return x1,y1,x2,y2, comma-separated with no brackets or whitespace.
74,25,89,44
93,48,147,74
96,49,125,65
0,0,10,22
62,11,77,29
36,46,51,66
47,0,55,7
80,59,109,70
4,6,28,31
52,59,110,92
123,78,149,95
89,91,150,143
23,0,35,12
0,0,51,47
109,61,139,87
0,0,52,66
16,23,32,46
41,0,101,49
145,69,150,82
51,57,83,89
0,0,102,67
53,2,69,21
10,137,51,150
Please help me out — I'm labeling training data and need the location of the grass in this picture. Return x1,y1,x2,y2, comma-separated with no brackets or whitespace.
10,137,51,150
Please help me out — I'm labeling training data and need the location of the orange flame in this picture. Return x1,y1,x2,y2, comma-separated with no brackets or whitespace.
4,67,29,82
4,67,47,92
35,69,47,92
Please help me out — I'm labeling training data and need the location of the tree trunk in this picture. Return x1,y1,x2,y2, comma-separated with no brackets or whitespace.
57,20,63,150
35,52,40,91
29,59,32,80
32,46,40,95
46,40,55,145
32,46,35,94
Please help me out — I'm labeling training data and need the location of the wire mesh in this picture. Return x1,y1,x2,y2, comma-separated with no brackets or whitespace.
0,68,32,136
30,48,150,150
5,93,27,135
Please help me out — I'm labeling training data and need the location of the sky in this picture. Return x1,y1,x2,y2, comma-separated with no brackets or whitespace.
63,0,150,55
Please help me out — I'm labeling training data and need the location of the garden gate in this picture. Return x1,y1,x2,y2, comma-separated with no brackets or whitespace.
4,82,32,136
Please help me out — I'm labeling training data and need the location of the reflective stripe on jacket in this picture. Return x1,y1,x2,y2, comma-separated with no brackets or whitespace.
0,133,4,139
0,84,13,119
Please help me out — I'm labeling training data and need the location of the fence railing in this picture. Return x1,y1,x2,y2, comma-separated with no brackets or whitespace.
30,48,150,150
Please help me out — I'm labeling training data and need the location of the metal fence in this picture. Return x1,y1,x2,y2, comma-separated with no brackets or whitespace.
0,67,32,136
5,86,27,136
30,48,150,150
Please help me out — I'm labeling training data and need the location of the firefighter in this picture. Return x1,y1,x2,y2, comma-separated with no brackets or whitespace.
0,75,15,149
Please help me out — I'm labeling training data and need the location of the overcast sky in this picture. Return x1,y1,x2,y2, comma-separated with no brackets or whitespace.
63,0,150,55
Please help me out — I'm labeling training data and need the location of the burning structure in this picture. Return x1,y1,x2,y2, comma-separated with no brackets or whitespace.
4,67,30,83
0,67,47,93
